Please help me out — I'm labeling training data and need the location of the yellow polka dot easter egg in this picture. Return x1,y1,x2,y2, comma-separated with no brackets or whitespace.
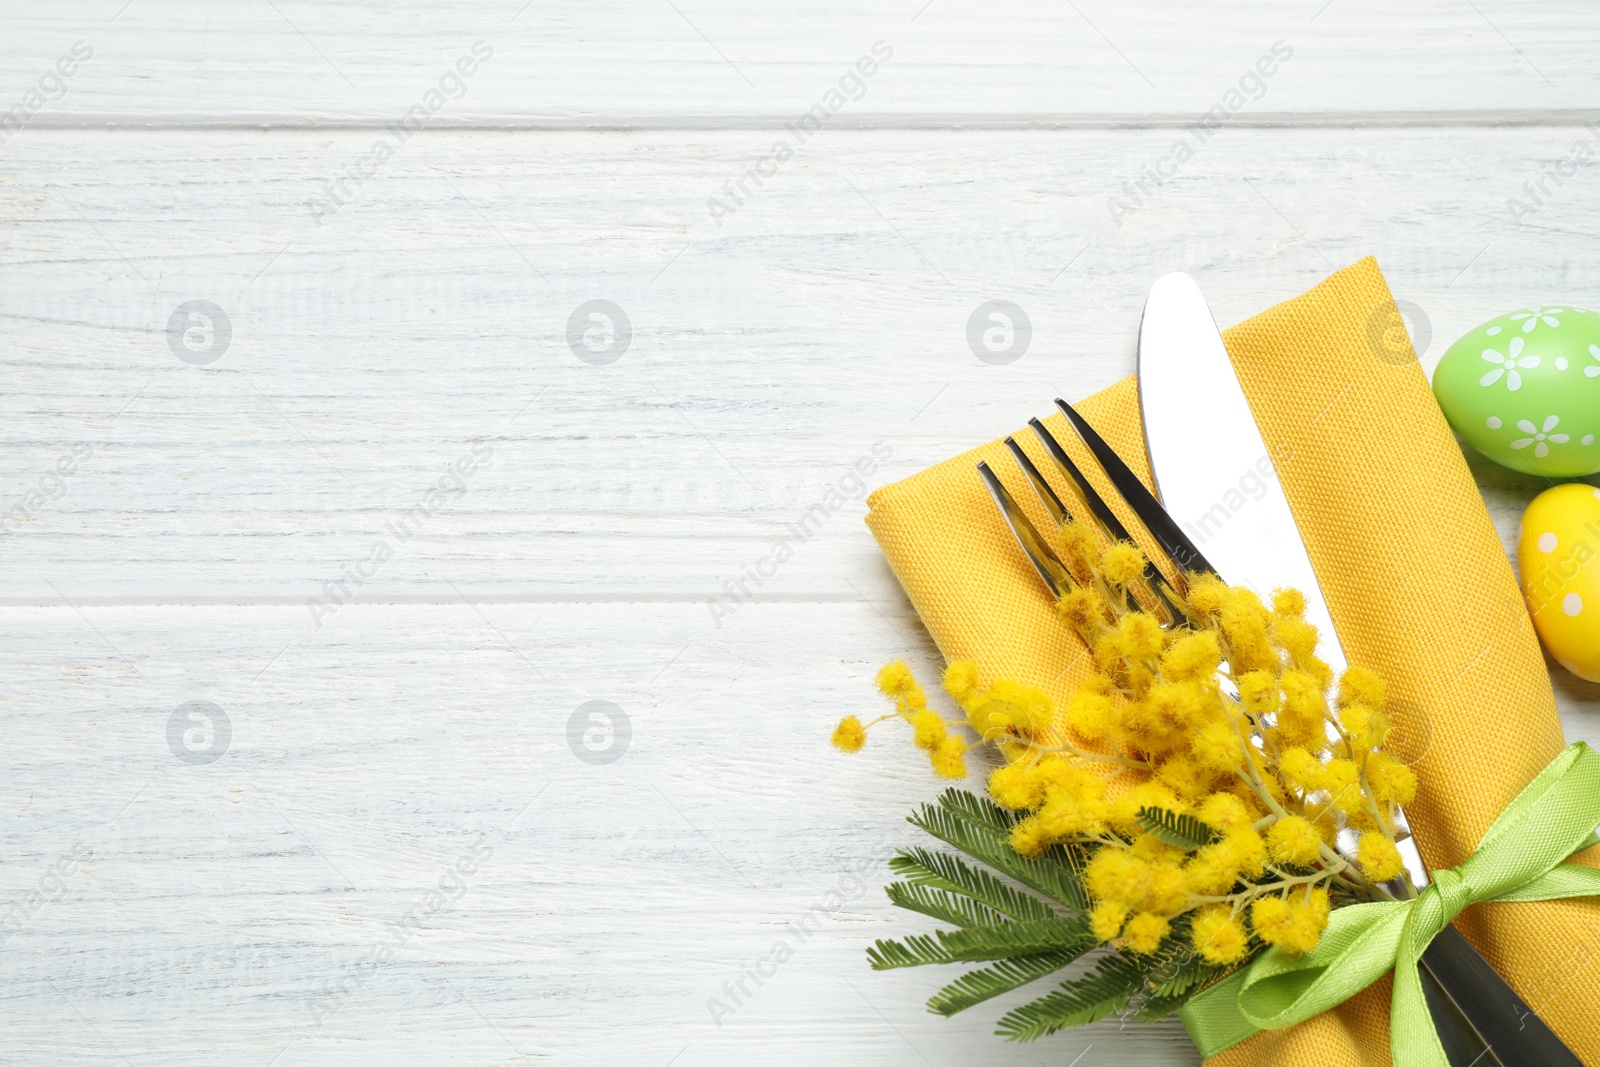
1519,483,1600,682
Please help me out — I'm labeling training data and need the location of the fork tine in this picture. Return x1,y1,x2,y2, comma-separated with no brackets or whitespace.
1027,417,1137,547
1001,436,1070,526
1028,417,1189,626
976,460,1075,600
1054,398,1218,579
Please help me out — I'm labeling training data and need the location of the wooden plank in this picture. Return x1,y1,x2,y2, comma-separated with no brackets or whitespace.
2,601,1597,1065
0,2,1596,124
0,601,1190,1065
1,127,1599,601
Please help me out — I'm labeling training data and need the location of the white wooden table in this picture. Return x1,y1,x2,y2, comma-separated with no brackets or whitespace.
3,3,1599,1064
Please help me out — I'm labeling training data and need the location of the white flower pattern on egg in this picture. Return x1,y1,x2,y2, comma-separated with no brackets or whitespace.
1587,343,1600,379
1511,306,1563,332
1510,414,1570,459
1480,336,1539,391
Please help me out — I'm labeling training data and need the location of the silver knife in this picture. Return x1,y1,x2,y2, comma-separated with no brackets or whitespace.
1135,272,1579,1067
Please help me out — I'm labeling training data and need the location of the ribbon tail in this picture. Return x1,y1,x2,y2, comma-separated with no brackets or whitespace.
1490,862,1600,903
1390,903,1453,1067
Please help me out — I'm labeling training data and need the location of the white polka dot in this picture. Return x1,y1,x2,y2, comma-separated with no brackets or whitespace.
1487,326,1502,335
1565,592,1584,616
1557,357,1570,370
1487,416,1502,429
1585,435,1596,446
1539,531,1558,552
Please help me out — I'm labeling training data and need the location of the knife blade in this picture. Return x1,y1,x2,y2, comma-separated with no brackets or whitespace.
1133,272,1579,1067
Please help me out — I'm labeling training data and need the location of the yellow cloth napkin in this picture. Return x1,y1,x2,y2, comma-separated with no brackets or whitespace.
864,258,1600,1066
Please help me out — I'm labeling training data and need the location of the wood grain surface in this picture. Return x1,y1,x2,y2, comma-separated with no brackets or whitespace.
2,3,1599,1065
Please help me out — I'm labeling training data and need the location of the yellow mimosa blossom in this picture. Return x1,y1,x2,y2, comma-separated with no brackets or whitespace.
1056,521,1102,582
1100,541,1148,586
1221,828,1268,880
1302,801,1340,845
1271,588,1306,617
1219,589,1275,672
1085,849,1149,907
984,678,1053,732
1123,911,1170,954
1248,895,1293,947
1090,900,1128,941
1009,816,1050,857
1236,670,1280,716
909,709,947,752
1266,816,1324,867
1250,891,1327,954
1366,752,1418,805
1183,847,1240,896
1068,694,1120,742
1139,862,1188,915
942,659,980,705
1159,630,1222,682
1092,633,1124,673
831,715,866,753
876,660,920,701
987,761,1043,811
1272,614,1320,665
1116,698,1175,755
1344,806,1380,833
1337,701,1372,745
1116,612,1165,661
1195,792,1252,835
1191,905,1249,964
1054,589,1099,630
1337,665,1386,709
1277,746,1325,793
1108,781,1184,835
1129,833,1184,863
1192,719,1245,772
931,735,968,779
1357,831,1404,881
1322,758,1363,814
1278,669,1328,736
1155,755,1212,802
1034,760,1107,806
1185,572,1231,620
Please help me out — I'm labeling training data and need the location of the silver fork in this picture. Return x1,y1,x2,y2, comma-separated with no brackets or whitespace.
976,398,1582,1067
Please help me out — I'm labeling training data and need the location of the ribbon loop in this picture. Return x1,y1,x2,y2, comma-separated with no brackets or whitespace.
1181,742,1600,1067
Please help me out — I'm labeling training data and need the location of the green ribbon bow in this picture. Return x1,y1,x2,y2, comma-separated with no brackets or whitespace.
1179,742,1600,1066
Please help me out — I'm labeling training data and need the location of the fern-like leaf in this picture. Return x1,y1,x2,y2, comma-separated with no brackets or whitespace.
885,882,1012,928
925,952,1086,1016
866,917,1094,970
1143,946,1223,1000
933,787,1021,832
1135,806,1217,851
908,793,1087,910
1129,989,1193,1022
886,847,1058,923
995,954,1143,1040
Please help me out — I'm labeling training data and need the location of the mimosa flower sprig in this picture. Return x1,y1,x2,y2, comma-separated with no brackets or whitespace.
832,521,1417,1039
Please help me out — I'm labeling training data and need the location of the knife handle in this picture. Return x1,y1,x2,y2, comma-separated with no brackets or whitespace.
1421,924,1582,1067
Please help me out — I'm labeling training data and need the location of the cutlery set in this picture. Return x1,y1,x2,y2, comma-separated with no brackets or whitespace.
977,273,1581,1067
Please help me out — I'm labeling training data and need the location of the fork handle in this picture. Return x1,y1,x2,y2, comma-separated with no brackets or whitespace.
1422,924,1582,1066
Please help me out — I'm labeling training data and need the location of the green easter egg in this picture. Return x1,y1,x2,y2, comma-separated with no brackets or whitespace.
1432,305,1600,477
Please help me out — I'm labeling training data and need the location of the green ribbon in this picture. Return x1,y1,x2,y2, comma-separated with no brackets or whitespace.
1179,742,1600,1066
